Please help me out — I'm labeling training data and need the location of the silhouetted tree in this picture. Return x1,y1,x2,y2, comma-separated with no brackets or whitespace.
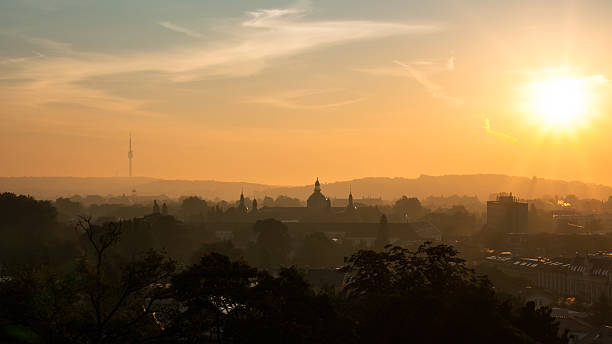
424,205,478,238
167,253,258,343
55,197,84,222
513,301,567,344
340,243,565,343
0,217,176,343
167,254,352,343
0,193,72,270
230,267,353,343
274,195,303,207
249,219,291,269
390,196,424,222
294,232,342,268
179,196,208,223
190,240,243,265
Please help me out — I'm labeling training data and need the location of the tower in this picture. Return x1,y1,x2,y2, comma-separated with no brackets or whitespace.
307,178,330,209
347,185,355,210
238,188,248,214
128,133,133,177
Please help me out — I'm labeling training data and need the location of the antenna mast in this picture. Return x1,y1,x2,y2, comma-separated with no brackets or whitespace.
128,133,133,177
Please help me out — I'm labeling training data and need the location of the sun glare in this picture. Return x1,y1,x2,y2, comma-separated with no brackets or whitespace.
525,77,591,130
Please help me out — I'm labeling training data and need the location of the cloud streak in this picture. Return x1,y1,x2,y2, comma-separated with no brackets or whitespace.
0,2,443,112
244,89,365,109
483,117,518,145
158,21,203,38
393,59,462,105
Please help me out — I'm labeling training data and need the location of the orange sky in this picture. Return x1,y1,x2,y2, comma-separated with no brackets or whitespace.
1,0,612,186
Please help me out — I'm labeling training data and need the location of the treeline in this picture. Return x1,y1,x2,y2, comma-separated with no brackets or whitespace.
54,194,482,237
0,192,479,271
1,216,567,343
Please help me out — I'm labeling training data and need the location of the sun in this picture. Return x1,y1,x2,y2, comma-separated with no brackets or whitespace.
525,77,591,130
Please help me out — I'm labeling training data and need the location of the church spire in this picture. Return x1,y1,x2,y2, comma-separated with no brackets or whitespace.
314,177,321,192
347,185,355,210
239,187,247,214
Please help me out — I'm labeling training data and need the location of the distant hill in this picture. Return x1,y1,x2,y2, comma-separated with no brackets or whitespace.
0,177,274,201
257,175,612,201
1,174,611,201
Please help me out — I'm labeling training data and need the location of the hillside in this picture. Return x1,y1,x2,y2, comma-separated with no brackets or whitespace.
1,175,611,202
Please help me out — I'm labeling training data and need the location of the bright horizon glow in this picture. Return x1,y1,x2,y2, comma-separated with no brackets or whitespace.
525,77,592,131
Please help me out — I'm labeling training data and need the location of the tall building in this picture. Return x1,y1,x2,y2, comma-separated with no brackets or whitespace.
487,193,528,233
128,133,133,177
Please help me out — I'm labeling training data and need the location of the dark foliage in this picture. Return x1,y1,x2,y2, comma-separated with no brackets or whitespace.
0,218,176,344
165,253,352,343
248,218,291,269
0,194,569,344
340,243,567,344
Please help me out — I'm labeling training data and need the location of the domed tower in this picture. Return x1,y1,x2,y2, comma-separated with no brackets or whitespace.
307,178,330,209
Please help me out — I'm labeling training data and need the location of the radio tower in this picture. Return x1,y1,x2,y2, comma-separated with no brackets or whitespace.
128,134,136,197
128,133,133,177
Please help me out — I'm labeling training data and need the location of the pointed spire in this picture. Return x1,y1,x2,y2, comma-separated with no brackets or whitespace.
239,187,247,214
347,185,354,210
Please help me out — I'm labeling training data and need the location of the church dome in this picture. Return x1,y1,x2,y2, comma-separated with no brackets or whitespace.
307,178,330,209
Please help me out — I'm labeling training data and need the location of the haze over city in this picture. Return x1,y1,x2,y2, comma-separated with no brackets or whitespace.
4,1,612,343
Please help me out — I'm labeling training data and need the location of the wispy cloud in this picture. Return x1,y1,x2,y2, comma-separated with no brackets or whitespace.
244,89,365,109
0,50,44,65
393,59,462,105
483,117,518,145
0,2,442,112
158,21,203,38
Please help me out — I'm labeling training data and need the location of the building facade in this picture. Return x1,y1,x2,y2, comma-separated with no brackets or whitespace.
484,253,612,304
487,193,528,233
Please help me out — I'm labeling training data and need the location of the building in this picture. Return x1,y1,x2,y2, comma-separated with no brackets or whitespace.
256,179,383,223
483,253,612,304
307,178,331,209
487,193,528,233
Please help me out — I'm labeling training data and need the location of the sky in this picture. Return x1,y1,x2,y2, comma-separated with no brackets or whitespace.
1,0,612,186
